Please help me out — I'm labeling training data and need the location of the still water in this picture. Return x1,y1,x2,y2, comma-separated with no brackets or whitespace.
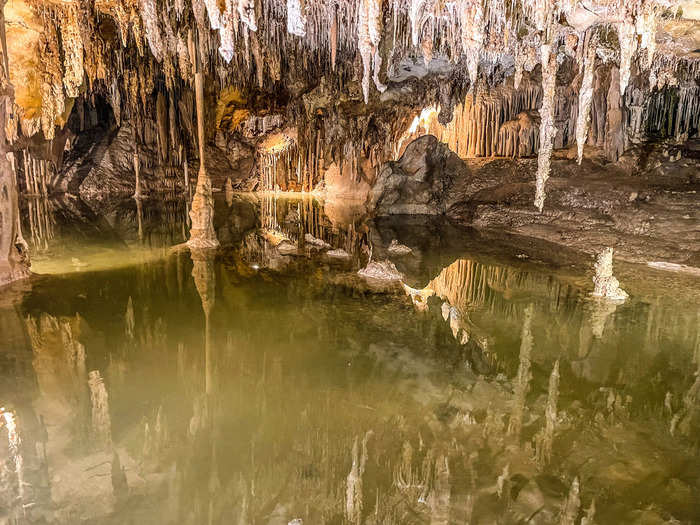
1,194,699,524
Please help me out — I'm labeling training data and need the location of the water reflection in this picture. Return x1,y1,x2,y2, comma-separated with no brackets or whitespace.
0,195,699,523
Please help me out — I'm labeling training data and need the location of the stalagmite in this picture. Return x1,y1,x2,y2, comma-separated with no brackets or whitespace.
88,370,112,450
534,43,557,212
187,31,219,249
576,33,597,165
591,248,627,301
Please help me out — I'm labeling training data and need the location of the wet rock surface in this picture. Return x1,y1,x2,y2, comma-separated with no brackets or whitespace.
446,143,700,265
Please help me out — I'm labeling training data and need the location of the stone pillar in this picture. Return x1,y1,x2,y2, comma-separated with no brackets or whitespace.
187,30,218,249
0,3,30,286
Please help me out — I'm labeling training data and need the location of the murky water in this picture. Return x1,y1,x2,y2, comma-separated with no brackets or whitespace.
1,194,699,524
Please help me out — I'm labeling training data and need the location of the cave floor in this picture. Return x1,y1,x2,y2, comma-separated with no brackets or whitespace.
1,194,699,524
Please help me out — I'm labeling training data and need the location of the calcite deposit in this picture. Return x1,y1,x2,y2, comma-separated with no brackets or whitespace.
1,0,700,284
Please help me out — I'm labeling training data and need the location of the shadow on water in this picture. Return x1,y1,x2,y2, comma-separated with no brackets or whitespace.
0,192,699,524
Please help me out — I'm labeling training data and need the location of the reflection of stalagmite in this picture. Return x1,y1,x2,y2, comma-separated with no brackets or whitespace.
508,304,533,438
591,248,627,301
534,360,559,466
346,430,372,525
588,298,617,339
88,370,112,450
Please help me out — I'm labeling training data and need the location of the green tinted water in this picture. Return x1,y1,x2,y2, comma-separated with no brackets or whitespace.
1,194,699,524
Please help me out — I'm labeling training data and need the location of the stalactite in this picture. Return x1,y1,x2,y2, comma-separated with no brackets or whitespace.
60,7,84,98
238,0,258,32
204,0,222,30
617,21,636,99
329,6,338,70
460,0,485,87
141,0,165,62
576,32,597,164
131,8,145,56
534,43,557,212
38,19,64,141
219,0,236,63
287,0,307,37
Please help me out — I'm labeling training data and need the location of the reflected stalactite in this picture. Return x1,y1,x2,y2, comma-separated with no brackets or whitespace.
0,407,25,520
534,360,560,467
559,476,581,525
346,430,372,525
191,248,216,397
508,303,534,439
429,454,451,525
125,296,135,339
88,370,112,450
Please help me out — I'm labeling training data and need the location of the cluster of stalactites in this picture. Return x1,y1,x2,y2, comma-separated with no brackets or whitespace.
358,0,386,103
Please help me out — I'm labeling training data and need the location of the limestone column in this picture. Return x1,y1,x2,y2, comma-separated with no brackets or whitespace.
0,2,30,286
187,29,218,249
